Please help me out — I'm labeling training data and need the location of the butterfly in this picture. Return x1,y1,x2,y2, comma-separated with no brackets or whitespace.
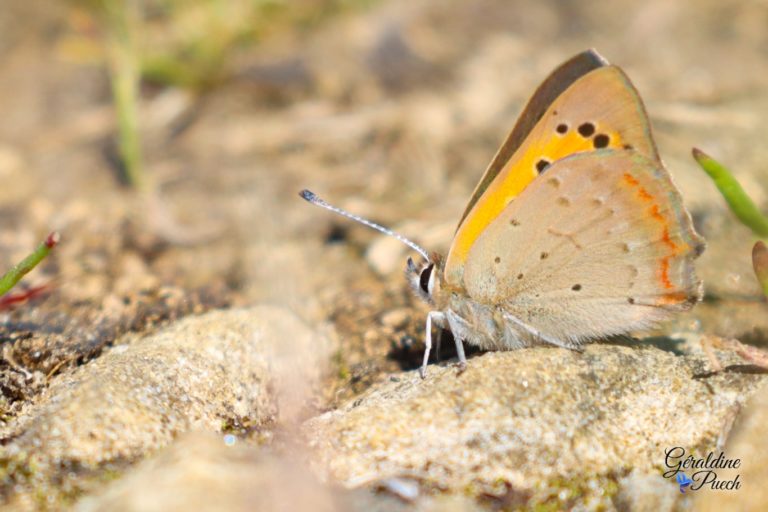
301,49,704,378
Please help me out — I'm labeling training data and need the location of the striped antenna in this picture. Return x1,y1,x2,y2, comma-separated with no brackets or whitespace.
299,189,430,261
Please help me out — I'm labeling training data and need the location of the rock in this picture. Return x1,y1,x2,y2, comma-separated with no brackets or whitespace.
303,343,766,508
695,381,768,511
74,432,347,512
0,306,332,505
615,470,679,511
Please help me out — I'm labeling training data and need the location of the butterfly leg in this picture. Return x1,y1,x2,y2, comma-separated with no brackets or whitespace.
421,311,447,379
445,310,470,372
502,312,582,350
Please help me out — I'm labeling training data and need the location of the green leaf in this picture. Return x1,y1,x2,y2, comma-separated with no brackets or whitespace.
692,148,768,237
0,232,60,297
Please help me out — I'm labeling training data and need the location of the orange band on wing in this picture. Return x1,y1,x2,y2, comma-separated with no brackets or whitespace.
448,164,536,272
622,172,682,291
449,129,626,281
661,227,678,251
658,291,689,305
659,256,673,289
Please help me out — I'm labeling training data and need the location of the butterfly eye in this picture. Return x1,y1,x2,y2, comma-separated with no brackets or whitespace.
419,263,435,295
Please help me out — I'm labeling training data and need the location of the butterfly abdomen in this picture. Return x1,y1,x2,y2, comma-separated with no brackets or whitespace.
447,295,521,350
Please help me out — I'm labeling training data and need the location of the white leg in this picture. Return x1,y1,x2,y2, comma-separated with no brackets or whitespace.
445,310,469,371
502,312,581,350
420,314,432,379
454,336,467,372
421,311,446,379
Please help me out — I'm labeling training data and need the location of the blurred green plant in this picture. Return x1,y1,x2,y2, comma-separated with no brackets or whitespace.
0,233,59,308
68,0,376,189
753,241,768,299
105,1,146,191
693,148,768,299
133,0,377,90
692,148,768,238
73,1,145,190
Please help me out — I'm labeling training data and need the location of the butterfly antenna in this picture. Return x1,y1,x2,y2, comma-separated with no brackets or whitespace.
299,189,430,261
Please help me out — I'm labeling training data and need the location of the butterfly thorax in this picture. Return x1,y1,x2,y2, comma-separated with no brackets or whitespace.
406,253,535,351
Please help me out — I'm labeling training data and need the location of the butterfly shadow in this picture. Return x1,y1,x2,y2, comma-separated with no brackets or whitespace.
597,335,688,356
388,328,481,371
596,335,768,378
693,364,768,380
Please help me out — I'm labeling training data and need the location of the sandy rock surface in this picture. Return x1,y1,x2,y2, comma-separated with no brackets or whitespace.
0,307,331,508
73,432,354,512
305,342,761,507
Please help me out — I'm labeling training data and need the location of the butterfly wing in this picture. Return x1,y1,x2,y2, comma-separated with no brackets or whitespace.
461,150,703,343
445,59,660,287
457,49,609,228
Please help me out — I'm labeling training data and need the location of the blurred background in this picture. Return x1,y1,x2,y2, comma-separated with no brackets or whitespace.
0,0,767,418
0,0,767,509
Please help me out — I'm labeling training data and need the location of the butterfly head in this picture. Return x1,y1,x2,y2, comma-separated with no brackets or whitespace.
406,255,443,306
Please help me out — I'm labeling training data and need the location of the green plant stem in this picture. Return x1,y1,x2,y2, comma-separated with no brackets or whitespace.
692,148,768,237
0,233,59,297
103,1,147,192
753,241,768,299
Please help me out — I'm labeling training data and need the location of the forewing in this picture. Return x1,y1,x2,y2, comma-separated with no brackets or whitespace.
462,150,704,342
457,49,608,227
445,63,660,287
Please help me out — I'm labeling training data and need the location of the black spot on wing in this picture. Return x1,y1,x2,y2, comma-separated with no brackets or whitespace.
578,122,595,137
593,134,610,148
